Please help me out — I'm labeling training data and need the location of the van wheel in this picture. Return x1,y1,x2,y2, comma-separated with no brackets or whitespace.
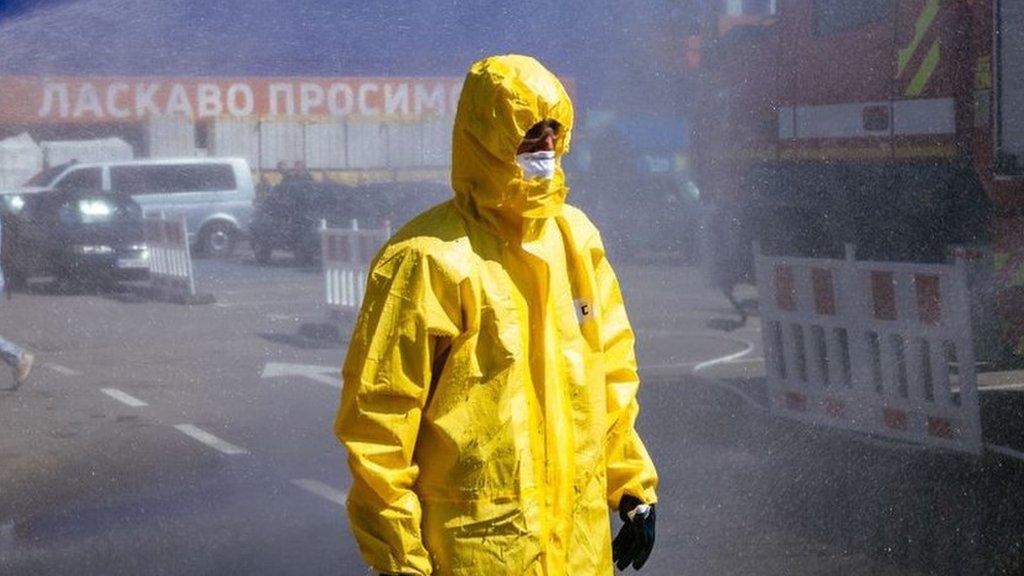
200,222,237,258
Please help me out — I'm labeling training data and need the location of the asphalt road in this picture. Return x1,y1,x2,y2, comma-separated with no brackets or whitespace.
1,249,1022,575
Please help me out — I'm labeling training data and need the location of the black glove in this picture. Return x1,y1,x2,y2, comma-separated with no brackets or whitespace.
612,494,656,571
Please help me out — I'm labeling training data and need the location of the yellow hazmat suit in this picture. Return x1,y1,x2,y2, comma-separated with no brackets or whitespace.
335,54,658,575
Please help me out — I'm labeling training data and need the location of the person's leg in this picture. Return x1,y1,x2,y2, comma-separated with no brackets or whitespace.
0,335,33,389
0,334,24,367
721,284,748,325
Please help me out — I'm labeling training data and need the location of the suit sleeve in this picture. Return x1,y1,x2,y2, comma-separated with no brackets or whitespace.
334,246,459,576
594,243,659,510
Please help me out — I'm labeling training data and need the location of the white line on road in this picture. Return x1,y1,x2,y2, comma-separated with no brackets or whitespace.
174,424,249,455
261,362,341,388
642,325,1024,463
722,357,765,365
986,443,1024,463
643,355,766,374
44,363,80,376
977,381,1024,392
101,388,148,408
693,337,756,373
292,479,347,507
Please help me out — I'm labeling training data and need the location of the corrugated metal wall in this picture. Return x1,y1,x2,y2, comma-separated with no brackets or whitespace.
42,138,134,167
304,121,347,169
146,116,197,158
419,116,451,166
345,120,387,169
0,133,41,188
204,116,453,171
258,121,304,170
211,119,257,166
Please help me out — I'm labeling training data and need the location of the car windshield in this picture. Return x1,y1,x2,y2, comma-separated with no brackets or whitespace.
2,3,1024,576
23,161,75,187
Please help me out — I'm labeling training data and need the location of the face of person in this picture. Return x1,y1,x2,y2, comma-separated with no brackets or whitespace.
517,119,561,155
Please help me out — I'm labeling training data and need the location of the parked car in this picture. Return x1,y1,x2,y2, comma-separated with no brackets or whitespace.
579,173,703,262
11,157,254,257
359,181,452,229
250,180,359,264
250,179,450,265
1,189,148,288
632,176,703,260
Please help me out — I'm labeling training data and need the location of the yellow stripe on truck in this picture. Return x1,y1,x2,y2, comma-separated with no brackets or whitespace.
906,39,941,97
897,0,940,78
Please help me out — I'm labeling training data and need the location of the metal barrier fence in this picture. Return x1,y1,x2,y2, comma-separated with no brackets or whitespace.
321,219,390,312
753,243,982,454
144,215,196,298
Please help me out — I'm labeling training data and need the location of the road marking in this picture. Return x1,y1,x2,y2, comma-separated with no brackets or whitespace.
44,363,80,376
641,361,700,372
643,355,765,374
637,329,764,378
952,381,1024,395
291,479,347,507
261,362,340,388
977,381,1024,392
173,424,248,455
101,388,148,408
693,337,757,373
724,357,765,365
986,443,1024,463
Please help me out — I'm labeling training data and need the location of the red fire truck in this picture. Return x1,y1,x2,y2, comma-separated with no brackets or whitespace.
693,0,1024,360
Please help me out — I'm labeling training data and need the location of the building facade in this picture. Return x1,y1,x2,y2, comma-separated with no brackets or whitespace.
0,75,463,186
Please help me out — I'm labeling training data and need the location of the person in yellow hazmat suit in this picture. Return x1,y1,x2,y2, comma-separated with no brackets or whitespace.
335,54,659,576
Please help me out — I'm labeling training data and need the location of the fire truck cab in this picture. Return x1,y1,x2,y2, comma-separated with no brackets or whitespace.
694,0,1024,359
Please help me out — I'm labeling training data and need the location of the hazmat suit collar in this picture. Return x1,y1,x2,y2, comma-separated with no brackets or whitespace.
451,54,574,242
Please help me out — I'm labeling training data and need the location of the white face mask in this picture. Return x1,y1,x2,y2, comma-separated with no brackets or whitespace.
516,150,556,180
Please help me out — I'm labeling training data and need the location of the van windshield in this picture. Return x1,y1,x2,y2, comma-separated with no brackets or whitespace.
23,160,76,187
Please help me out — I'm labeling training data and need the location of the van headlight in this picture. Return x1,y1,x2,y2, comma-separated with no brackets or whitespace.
6,195,24,213
79,200,112,217
128,244,150,260
64,199,116,224
72,244,114,255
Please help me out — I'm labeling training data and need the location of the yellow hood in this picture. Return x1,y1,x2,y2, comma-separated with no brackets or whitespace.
451,54,574,239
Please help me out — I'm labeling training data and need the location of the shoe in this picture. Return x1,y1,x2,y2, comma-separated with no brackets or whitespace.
13,353,33,388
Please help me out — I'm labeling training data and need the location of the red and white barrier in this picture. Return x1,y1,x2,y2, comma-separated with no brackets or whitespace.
321,219,390,312
753,244,981,454
144,215,196,298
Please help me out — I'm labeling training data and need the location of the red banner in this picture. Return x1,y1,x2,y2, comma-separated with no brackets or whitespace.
0,76,464,124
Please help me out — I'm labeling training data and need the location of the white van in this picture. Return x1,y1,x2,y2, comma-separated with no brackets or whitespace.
13,157,254,257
